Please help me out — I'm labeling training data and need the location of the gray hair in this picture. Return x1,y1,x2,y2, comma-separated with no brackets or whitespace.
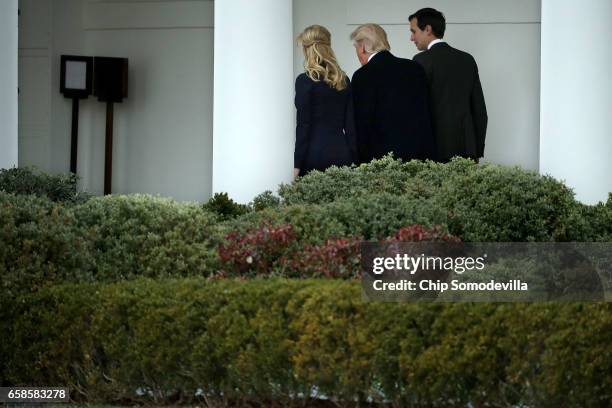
350,23,391,53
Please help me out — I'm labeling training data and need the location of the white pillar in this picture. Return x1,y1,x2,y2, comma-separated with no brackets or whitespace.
0,0,19,169
540,0,612,204
213,0,294,203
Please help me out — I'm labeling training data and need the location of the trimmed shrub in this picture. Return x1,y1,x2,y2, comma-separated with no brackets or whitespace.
203,192,250,221
0,192,95,298
227,193,450,244
251,190,281,211
2,278,610,407
217,223,457,279
570,194,612,242
437,164,578,241
276,226,459,279
0,167,90,204
72,194,222,280
278,236,362,279
0,194,223,298
222,203,347,246
278,156,472,206
279,157,581,242
218,224,296,276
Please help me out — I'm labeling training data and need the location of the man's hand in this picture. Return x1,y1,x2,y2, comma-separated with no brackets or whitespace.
293,168,300,179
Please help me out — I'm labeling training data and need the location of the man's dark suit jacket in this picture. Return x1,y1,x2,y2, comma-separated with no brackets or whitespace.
351,50,434,163
413,42,488,162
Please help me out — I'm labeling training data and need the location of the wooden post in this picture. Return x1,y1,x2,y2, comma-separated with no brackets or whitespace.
104,101,114,195
69,98,79,174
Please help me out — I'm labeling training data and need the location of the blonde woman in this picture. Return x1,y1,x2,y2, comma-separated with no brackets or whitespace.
294,25,357,178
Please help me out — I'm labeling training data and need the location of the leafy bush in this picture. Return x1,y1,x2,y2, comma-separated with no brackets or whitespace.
436,164,577,241
277,155,468,205
72,194,222,280
218,224,296,276
203,192,250,221
279,156,581,242
2,278,610,407
227,193,449,244
277,225,459,279
0,192,95,298
224,203,347,246
0,193,222,298
278,236,362,278
570,193,612,241
0,167,90,204
217,223,459,279
386,224,460,243
251,190,281,211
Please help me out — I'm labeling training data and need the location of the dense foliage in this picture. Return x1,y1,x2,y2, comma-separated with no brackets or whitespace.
1,278,610,407
279,156,580,241
0,193,220,298
3,158,612,297
203,192,250,220
2,159,612,406
217,224,457,279
0,167,90,204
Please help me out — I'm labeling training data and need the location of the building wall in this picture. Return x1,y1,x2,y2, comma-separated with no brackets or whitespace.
294,0,542,171
1,0,19,169
19,0,214,201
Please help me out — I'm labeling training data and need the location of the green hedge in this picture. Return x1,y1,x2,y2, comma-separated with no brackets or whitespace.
226,193,449,244
203,191,281,221
0,193,221,298
1,278,610,407
203,192,250,220
278,156,582,242
0,192,95,297
2,160,611,295
571,193,612,242
0,191,455,292
72,194,221,280
0,167,90,204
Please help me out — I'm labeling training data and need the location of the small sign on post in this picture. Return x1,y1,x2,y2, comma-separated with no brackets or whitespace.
60,55,93,174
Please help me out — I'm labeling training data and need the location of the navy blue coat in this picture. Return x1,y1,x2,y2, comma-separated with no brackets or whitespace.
294,73,358,176
351,51,434,163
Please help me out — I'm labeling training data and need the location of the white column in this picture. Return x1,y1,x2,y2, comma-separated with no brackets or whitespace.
540,0,612,204
213,0,294,203
0,0,19,169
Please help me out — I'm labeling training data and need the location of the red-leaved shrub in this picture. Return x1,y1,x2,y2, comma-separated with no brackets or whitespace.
218,224,296,275
278,237,362,278
217,224,460,278
389,224,461,243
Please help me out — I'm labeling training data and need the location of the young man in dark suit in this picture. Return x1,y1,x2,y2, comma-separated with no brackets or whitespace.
410,8,488,163
350,24,434,164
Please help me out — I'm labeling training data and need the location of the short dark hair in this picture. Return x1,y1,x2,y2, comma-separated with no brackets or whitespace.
409,8,446,39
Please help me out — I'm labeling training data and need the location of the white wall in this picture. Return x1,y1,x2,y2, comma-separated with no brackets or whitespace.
540,0,612,204
19,0,214,201
18,0,52,171
49,0,87,175
293,0,542,171
0,0,19,169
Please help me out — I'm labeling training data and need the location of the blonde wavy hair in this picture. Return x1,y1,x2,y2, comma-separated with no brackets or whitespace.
298,25,348,91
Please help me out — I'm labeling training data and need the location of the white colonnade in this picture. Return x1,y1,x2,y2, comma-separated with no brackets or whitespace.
0,0,19,169
540,0,612,204
213,0,294,203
